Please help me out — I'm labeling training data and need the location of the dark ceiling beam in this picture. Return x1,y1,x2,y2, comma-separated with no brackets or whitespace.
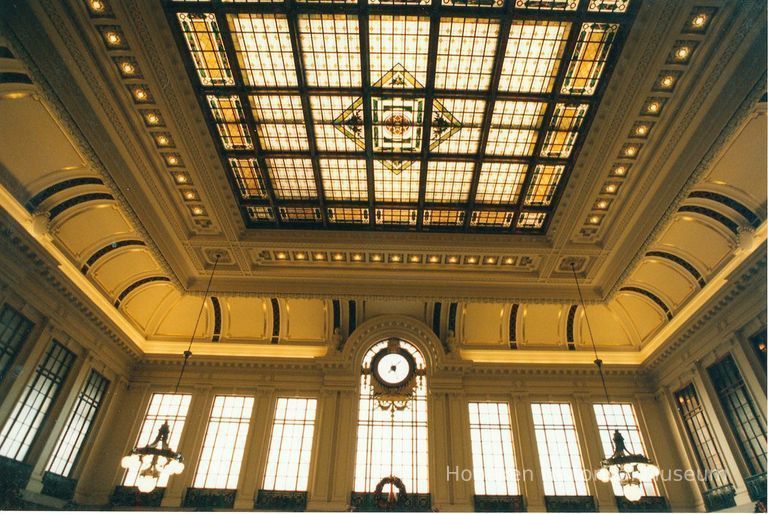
462,0,514,232
358,0,376,227
509,18,582,228
286,0,329,227
416,0,442,230
210,4,283,227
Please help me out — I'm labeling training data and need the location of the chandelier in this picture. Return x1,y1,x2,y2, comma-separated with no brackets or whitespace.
120,255,220,493
570,263,660,502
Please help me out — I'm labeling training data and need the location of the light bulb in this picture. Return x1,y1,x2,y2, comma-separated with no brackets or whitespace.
121,454,140,470
136,475,157,493
595,467,611,483
623,483,643,502
623,463,635,473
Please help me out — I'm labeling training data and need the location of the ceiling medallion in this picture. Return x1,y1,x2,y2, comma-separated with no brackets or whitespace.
334,64,462,175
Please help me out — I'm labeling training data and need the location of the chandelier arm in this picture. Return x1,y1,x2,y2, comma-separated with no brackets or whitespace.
173,254,221,394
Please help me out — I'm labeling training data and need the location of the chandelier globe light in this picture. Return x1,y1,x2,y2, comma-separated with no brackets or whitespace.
120,255,221,493
570,262,660,503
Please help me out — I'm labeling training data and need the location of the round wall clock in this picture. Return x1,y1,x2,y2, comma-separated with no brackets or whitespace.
371,348,415,389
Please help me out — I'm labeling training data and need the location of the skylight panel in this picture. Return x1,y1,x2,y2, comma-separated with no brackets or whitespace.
312,96,365,152
299,15,361,87
423,209,465,226
250,95,308,151
499,21,570,93
541,103,588,158
371,97,424,153
320,159,368,201
561,23,618,95
524,164,564,206
229,158,267,199
375,208,418,226
369,16,430,88
228,14,298,87
425,161,474,203
206,95,253,150
279,207,322,222
374,161,420,203
435,18,500,91
431,98,485,154
266,158,318,200
514,0,579,10
247,206,275,222
470,210,514,227
486,101,545,156
475,162,528,204
517,211,547,229
588,0,629,13
177,13,234,86
327,207,370,224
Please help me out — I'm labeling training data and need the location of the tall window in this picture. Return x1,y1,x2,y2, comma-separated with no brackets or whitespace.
468,402,519,495
593,403,658,496
674,383,731,491
0,340,75,461
354,340,429,494
531,403,588,496
262,398,317,491
0,304,34,381
123,393,191,487
194,395,254,489
46,370,110,476
707,355,767,475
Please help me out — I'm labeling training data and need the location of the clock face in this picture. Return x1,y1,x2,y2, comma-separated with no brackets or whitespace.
374,352,412,386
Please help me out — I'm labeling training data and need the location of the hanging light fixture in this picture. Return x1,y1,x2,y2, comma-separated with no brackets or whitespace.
570,262,660,502
120,255,221,493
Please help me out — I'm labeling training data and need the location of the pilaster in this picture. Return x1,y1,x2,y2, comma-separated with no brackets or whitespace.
234,386,276,509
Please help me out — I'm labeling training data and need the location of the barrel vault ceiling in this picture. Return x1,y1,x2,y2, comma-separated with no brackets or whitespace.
0,0,765,313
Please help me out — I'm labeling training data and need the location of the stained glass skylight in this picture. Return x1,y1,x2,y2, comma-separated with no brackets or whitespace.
169,0,634,233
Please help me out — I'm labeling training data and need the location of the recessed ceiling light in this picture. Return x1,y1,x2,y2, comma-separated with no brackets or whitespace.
634,125,648,136
133,88,148,101
174,173,187,184
675,46,691,60
333,253,344,261
646,101,660,114
613,166,627,176
156,135,170,146
146,112,160,125
183,191,196,201
589,215,601,224
467,257,477,264
371,254,382,262
191,207,204,216
623,145,638,157
105,32,121,46
295,252,307,260
120,62,135,75
90,0,105,11
692,14,707,27
276,252,287,260
485,257,496,264
167,155,179,166
447,256,458,263
352,254,362,261
605,184,618,194
503,257,514,265
314,253,325,260
597,200,609,209
391,255,401,262
428,255,439,263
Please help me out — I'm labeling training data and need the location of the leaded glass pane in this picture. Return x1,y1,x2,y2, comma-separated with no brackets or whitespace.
435,18,500,91
561,23,618,95
228,14,298,87
499,21,570,93
177,13,234,86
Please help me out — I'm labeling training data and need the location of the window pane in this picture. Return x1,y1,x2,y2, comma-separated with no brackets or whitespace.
468,402,518,495
354,341,428,494
46,370,109,477
674,383,732,490
593,403,657,496
194,395,254,489
0,304,34,381
531,402,588,496
263,397,317,491
707,355,767,475
0,340,76,461
123,393,192,487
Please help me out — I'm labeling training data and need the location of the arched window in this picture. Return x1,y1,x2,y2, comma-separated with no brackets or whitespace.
353,339,429,494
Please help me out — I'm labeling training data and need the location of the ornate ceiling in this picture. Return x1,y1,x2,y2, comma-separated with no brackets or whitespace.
0,0,765,308
163,1,635,233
